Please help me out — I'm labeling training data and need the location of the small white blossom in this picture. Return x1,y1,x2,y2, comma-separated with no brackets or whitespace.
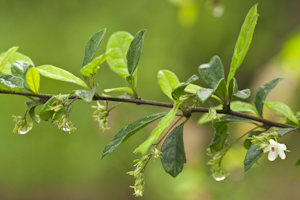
263,139,287,161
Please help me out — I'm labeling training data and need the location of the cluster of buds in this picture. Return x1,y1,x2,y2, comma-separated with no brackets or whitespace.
53,114,76,134
91,101,109,132
127,154,149,197
12,116,33,134
207,149,227,181
249,132,279,150
208,107,220,122
249,132,289,161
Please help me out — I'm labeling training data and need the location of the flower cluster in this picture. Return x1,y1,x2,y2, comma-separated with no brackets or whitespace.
208,107,220,122
151,147,162,161
127,155,149,197
91,101,109,132
207,149,227,181
249,132,289,161
53,114,76,134
12,116,33,134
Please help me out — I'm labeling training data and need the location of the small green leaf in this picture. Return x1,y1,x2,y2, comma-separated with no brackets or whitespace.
296,157,300,166
198,104,225,124
244,142,263,172
235,89,251,99
0,74,23,89
243,130,264,149
161,120,187,177
0,51,32,74
263,101,299,125
82,29,106,67
210,116,255,152
230,101,259,116
11,60,33,78
138,103,180,154
100,112,167,159
80,49,113,76
75,84,98,103
39,96,58,121
198,55,224,89
106,31,133,79
127,29,147,75
25,101,42,123
227,4,259,88
184,83,202,94
157,70,181,101
39,95,70,121
254,78,283,117
104,87,134,97
214,78,227,101
36,65,88,89
0,46,18,73
196,88,214,103
26,67,40,93
171,75,199,100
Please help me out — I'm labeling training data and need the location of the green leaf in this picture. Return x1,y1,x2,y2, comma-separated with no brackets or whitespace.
244,142,263,172
82,29,106,67
184,83,202,94
39,96,58,121
36,65,88,89
263,101,299,125
39,95,72,121
127,29,147,75
104,87,134,97
11,60,33,78
254,78,283,117
230,101,259,116
196,88,214,103
269,128,295,136
210,116,255,152
296,157,300,166
198,55,224,89
75,84,98,103
138,103,180,154
227,4,259,88
161,120,187,177
25,101,42,123
235,89,251,99
157,70,180,101
171,75,199,100
0,46,18,73
80,49,113,76
100,112,167,159
106,31,133,79
26,67,40,93
243,130,264,149
0,51,32,74
214,78,227,101
0,74,23,89
198,104,225,124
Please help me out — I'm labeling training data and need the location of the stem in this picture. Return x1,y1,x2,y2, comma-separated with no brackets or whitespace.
65,96,79,116
0,89,298,129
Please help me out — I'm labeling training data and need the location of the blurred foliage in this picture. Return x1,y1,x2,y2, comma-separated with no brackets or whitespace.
0,0,300,199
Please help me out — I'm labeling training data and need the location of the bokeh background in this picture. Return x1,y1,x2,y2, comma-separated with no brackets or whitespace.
0,0,300,199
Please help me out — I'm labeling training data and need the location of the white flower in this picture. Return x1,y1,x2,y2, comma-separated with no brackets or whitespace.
263,139,287,161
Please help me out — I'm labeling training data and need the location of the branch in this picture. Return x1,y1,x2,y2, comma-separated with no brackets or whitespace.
0,89,298,129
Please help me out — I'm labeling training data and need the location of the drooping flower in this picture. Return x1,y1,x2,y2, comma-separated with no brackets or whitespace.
263,139,287,161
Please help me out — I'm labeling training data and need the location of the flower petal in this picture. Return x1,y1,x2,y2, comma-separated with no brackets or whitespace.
278,150,286,160
277,143,287,151
269,139,277,145
264,145,271,153
268,151,278,161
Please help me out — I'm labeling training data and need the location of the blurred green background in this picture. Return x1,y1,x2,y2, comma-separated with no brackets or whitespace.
0,0,300,199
